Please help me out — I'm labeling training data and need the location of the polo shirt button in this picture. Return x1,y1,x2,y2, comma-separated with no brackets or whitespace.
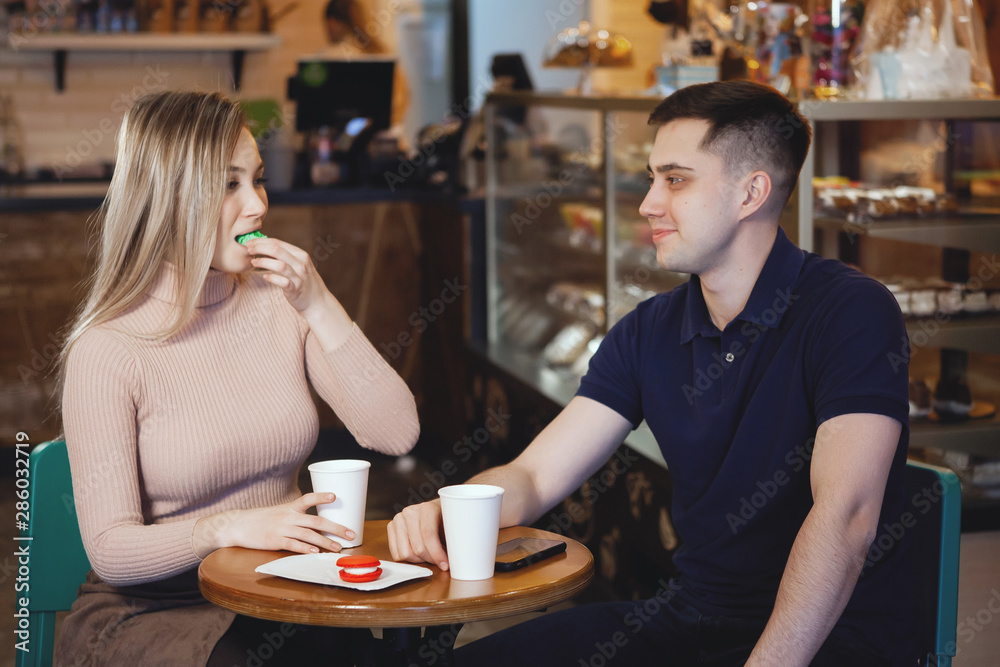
725,352,735,363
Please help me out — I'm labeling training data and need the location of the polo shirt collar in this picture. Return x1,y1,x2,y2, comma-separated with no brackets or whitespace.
679,227,805,343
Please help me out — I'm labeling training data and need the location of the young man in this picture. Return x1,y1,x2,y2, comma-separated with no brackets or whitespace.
388,81,915,666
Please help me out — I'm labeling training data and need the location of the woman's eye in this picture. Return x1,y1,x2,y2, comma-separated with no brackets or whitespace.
227,180,239,190
254,177,268,187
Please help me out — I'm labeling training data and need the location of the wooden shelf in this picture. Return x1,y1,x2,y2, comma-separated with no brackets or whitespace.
910,412,1000,458
12,33,280,50
905,316,1000,356
7,33,282,91
814,215,1000,254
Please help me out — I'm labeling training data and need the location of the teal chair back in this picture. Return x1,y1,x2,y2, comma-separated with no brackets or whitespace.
16,440,91,667
905,460,961,667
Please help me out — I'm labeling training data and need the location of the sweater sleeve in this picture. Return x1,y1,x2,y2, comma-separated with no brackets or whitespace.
63,329,202,586
304,323,420,456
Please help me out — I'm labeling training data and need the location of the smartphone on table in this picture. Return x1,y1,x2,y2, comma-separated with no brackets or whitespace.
495,537,567,572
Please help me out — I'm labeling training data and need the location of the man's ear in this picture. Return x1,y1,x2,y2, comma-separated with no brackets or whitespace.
739,171,773,221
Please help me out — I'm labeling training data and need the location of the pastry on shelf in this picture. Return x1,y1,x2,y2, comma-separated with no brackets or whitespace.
909,288,938,317
962,289,991,314
544,322,598,367
813,179,955,220
936,286,965,316
546,282,605,328
544,21,633,69
989,291,1000,312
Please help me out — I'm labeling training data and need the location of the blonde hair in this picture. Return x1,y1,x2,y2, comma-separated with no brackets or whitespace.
61,90,246,359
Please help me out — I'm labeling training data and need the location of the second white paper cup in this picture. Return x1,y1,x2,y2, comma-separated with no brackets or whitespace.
439,484,505,581
308,459,371,548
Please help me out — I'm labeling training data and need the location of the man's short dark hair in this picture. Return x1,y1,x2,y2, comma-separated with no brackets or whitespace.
648,80,812,213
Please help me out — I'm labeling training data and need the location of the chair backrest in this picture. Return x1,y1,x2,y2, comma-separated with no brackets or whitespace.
16,440,91,667
904,459,961,667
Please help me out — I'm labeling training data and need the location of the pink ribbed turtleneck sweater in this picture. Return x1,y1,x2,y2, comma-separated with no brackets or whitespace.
62,265,419,586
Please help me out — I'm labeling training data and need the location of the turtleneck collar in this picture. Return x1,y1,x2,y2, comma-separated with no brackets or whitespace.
147,262,237,308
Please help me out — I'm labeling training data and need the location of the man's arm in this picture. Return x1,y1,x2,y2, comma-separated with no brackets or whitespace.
745,412,902,666
387,396,633,570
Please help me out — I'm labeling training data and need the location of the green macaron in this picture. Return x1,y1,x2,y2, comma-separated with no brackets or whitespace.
236,230,267,245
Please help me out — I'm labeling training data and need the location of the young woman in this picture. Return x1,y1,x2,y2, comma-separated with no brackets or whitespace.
56,90,419,666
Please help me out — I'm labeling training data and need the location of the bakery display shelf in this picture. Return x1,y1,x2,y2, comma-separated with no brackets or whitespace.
484,340,666,468
909,413,1000,458
813,215,1000,254
904,316,1000,356
8,33,281,92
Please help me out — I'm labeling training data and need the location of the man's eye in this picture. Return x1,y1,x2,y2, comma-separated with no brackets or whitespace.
667,177,683,185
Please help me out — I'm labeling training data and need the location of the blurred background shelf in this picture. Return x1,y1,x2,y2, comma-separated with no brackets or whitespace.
9,33,282,91
815,216,1000,254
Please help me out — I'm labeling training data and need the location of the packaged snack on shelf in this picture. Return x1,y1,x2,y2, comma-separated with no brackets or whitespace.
851,0,994,100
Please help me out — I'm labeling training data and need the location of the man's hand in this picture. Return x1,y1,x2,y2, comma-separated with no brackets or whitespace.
386,396,633,571
387,499,450,570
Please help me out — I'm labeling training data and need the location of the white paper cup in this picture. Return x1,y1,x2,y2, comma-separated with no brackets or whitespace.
308,459,371,548
439,484,505,581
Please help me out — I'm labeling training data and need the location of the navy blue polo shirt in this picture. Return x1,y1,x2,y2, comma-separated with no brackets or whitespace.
578,228,916,662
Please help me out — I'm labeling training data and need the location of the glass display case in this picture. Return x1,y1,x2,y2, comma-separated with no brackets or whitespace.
483,91,684,465
482,93,1000,509
796,98,1000,507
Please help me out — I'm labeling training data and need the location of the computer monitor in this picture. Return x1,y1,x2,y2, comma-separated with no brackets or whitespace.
290,58,395,133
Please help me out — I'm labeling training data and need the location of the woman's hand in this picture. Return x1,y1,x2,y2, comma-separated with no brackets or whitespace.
245,237,353,350
246,237,331,314
193,493,354,558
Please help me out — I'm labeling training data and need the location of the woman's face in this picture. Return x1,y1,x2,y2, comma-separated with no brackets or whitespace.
211,128,268,273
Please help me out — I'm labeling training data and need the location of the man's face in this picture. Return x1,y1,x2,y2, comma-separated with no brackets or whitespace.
639,119,748,276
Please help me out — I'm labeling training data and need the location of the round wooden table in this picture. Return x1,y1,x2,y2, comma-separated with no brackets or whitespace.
199,520,593,665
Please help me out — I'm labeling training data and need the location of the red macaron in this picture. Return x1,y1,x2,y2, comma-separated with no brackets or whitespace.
337,555,383,583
